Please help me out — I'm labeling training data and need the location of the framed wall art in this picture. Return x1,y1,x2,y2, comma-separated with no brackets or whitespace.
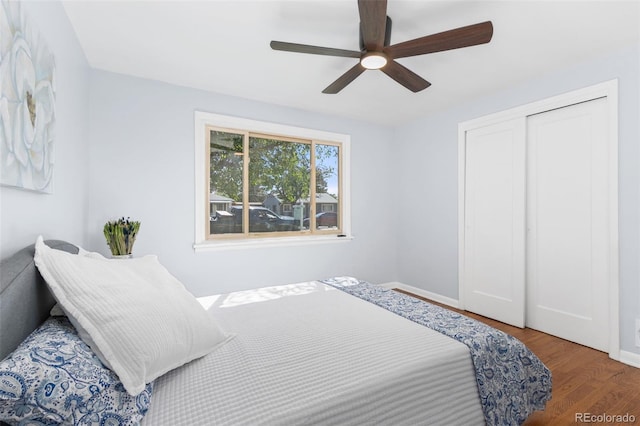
0,0,56,193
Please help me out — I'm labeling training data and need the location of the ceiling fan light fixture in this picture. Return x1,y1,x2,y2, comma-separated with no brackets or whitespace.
360,52,387,69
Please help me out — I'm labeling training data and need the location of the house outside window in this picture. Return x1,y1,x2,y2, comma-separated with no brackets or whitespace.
209,193,233,216
194,112,351,250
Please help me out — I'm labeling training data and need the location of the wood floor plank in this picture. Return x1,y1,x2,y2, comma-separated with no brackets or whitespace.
393,289,640,424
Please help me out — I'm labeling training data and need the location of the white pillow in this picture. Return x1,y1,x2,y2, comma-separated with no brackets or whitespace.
47,249,119,370
49,249,104,317
34,236,230,395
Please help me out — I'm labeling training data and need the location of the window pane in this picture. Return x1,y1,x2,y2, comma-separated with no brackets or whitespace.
315,144,339,230
248,136,310,233
209,130,244,235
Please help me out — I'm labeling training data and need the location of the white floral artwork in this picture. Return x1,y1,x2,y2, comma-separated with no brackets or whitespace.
0,0,56,193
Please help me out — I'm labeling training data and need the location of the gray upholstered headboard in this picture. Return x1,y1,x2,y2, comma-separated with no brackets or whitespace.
0,240,78,360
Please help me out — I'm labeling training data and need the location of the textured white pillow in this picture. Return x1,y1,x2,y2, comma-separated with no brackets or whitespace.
49,248,104,317
34,236,230,395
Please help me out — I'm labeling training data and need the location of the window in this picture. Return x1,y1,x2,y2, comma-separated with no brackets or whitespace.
194,112,350,250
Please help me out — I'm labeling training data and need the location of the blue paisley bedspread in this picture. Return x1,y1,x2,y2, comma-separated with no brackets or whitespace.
321,277,552,426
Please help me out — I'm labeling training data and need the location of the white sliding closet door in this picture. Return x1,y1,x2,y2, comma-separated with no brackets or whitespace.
462,118,526,327
526,98,610,351
460,81,618,356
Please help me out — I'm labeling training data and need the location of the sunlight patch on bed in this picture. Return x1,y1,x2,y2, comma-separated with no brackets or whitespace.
217,282,334,308
197,294,222,310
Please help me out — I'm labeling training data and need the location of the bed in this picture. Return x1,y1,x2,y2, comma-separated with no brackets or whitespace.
0,240,551,425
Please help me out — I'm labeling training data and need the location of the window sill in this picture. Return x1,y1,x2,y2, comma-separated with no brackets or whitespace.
193,234,354,252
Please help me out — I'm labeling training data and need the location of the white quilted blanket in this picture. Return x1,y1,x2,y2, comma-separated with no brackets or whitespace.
142,282,484,425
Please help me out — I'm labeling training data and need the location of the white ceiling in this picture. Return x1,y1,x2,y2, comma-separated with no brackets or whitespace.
62,1,639,127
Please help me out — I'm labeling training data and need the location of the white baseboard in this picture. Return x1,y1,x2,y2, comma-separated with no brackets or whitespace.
618,350,640,368
379,281,460,309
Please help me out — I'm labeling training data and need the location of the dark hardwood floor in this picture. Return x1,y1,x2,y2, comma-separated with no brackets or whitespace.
394,289,640,425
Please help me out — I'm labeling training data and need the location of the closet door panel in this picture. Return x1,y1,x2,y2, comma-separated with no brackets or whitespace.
462,118,526,327
526,97,609,351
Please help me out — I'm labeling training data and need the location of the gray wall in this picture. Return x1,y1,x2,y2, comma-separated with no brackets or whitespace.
393,44,640,354
86,70,397,296
0,1,90,259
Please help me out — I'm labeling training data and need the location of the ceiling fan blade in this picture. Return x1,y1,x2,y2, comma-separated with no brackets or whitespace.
381,60,431,92
270,41,361,58
385,21,493,59
322,63,366,94
358,0,387,52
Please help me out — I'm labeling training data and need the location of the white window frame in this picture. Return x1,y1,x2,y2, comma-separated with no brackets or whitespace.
194,112,352,251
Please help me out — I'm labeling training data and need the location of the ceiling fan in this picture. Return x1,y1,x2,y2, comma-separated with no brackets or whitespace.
270,0,493,94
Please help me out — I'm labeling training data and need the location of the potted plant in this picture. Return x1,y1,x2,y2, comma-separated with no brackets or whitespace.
103,217,141,257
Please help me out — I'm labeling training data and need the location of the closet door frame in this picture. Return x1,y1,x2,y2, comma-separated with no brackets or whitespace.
457,79,619,360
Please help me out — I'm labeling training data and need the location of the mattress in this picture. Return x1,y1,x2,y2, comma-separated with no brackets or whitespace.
142,281,485,425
